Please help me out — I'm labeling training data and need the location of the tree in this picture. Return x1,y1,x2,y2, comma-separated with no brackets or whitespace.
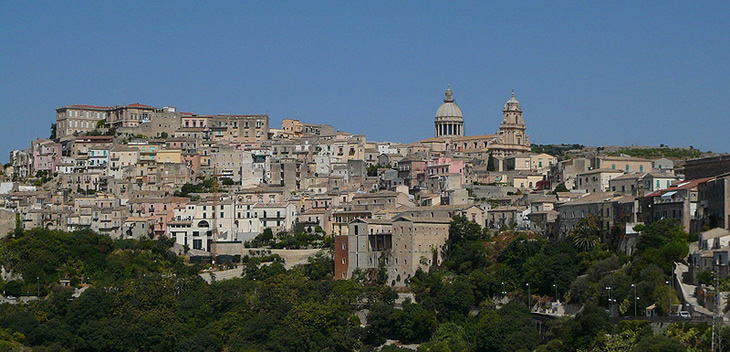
474,301,539,352
554,182,569,193
95,119,106,129
632,334,685,352
561,303,611,350
635,220,688,252
634,220,689,274
570,215,601,251
417,323,471,352
50,123,57,140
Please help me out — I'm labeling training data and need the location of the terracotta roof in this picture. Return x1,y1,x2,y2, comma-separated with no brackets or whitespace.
417,137,445,143
577,168,625,175
126,103,156,109
643,177,712,198
453,134,496,141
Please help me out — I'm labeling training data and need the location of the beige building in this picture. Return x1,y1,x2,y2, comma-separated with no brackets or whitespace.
505,153,557,174
555,192,638,238
609,172,678,196
209,115,270,143
55,105,110,141
591,156,653,174
575,169,624,193
338,214,450,286
155,149,183,164
107,103,158,129
508,172,545,190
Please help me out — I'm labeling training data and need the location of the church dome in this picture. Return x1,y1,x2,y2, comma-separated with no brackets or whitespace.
436,87,463,118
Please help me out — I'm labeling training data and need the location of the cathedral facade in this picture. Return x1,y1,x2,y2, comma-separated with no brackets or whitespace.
431,87,531,158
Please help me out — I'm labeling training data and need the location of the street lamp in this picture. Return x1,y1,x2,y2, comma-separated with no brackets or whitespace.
526,283,531,308
665,280,672,316
36,277,40,298
501,282,507,296
605,286,613,317
553,283,558,303
631,283,638,317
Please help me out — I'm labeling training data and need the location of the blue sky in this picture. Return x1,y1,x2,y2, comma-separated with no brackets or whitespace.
1,1,728,162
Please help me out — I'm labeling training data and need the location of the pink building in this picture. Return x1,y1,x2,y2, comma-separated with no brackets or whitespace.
165,138,187,150
427,157,465,176
31,138,62,174
128,196,189,236
183,153,201,176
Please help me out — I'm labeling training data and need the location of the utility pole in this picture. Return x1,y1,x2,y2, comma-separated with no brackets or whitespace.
631,283,637,317
665,280,672,316
210,166,220,265
711,260,724,352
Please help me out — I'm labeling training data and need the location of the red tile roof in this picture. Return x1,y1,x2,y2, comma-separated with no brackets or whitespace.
126,103,156,109
643,177,713,198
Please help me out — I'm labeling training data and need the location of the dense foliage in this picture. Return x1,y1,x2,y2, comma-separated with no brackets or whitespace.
0,219,727,351
609,147,704,159
531,144,585,157
173,178,215,197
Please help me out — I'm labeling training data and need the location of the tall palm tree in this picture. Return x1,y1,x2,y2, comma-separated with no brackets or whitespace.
570,215,601,251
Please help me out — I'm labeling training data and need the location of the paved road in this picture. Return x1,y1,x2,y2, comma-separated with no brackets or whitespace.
674,263,715,318
200,248,324,283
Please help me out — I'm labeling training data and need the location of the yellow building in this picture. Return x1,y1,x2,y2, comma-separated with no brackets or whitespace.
155,149,183,164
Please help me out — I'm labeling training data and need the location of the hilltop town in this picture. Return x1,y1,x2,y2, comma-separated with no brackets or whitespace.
2,87,730,350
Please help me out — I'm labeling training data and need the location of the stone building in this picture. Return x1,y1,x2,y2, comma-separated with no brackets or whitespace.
336,213,451,286
55,105,110,141
697,173,730,230
638,178,711,233
684,155,730,180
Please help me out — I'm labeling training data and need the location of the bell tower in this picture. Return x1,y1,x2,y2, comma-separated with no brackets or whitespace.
492,91,530,156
